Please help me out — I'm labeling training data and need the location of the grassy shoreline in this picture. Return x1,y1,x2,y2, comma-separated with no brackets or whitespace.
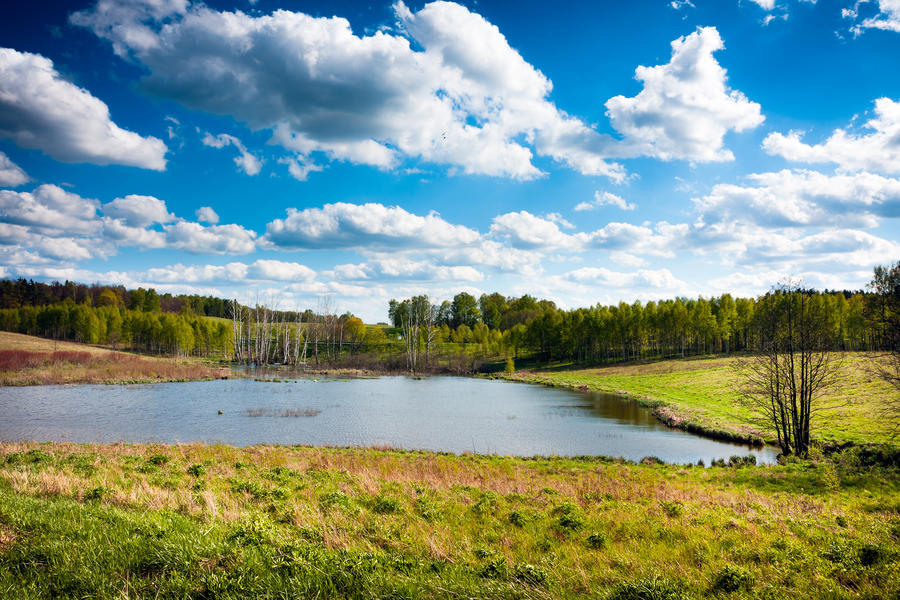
500,353,898,449
0,331,232,386
0,441,897,599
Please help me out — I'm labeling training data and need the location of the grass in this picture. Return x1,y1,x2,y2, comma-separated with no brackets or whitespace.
0,332,231,385
502,353,898,447
0,441,897,598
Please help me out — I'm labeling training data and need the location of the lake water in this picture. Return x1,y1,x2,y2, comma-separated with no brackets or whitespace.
0,376,778,465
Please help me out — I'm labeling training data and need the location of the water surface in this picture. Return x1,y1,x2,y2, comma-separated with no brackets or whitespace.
0,376,778,464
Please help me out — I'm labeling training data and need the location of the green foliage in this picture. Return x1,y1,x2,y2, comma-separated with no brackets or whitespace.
586,532,608,549
710,565,752,593
370,494,401,515
552,501,584,532
187,463,206,477
607,576,690,600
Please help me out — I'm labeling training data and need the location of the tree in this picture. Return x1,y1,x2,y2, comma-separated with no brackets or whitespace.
450,292,480,329
736,280,840,457
866,261,900,435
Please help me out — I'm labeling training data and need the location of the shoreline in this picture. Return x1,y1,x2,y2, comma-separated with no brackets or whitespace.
499,370,770,448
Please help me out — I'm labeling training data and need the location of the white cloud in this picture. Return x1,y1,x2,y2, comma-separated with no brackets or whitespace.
575,191,636,211
103,194,174,227
763,98,900,174
195,206,219,224
562,266,686,289
694,169,900,229
202,132,262,175
278,155,324,181
0,48,167,170
163,221,257,254
605,27,764,162
264,202,480,250
490,210,581,250
101,216,166,248
332,258,483,283
0,152,29,187
72,0,625,181
749,0,776,10
0,184,100,236
846,0,900,34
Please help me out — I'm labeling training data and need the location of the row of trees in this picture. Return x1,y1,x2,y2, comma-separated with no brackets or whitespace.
389,289,879,366
0,302,232,357
0,278,236,318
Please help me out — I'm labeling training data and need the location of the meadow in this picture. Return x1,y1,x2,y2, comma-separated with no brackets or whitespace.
0,441,897,599
0,332,231,385
503,353,897,447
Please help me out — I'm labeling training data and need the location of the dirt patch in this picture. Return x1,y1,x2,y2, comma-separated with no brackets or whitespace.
0,524,17,552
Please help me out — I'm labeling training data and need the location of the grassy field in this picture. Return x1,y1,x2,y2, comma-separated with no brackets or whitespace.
503,353,898,447
0,442,897,599
0,332,231,385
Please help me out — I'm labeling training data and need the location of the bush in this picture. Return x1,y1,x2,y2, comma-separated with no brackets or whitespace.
659,500,683,518
187,463,205,477
711,564,752,593
586,532,608,549
371,495,401,515
84,486,105,502
504,357,515,373
514,562,548,585
552,501,584,531
478,558,508,580
608,576,689,600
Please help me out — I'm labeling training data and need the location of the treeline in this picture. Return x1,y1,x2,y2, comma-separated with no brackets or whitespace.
0,303,232,357
389,282,889,366
0,279,234,318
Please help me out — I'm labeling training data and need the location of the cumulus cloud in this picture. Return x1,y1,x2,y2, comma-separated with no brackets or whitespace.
0,184,100,236
264,202,480,250
103,194,175,228
575,191,636,212
331,258,483,283
72,0,626,180
605,27,764,162
845,0,900,34
763,98,900,174
694,169,900,229
163,221,256,254
562,266,686,289
749,0,776,9
278,155,324,181
202,132,262,175
195,206,219,224
0,48,167,170
0,152,29,187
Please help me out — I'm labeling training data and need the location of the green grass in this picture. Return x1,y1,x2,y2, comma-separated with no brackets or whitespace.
504,353,898,446
0,442,898,599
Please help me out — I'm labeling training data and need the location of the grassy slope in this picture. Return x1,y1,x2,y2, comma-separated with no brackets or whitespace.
504,353,897,447
0,331,231,385
0,442,897,599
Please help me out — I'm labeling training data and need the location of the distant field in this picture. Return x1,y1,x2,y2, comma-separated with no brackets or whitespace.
505,353,898,446
0,441,896,599
0,332,231,385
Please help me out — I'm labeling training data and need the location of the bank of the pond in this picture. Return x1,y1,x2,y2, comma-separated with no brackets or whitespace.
0,331,232,386
0,441,897,599
500,353,898,449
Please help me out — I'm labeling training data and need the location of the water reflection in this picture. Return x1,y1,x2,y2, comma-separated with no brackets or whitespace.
0,376,778,465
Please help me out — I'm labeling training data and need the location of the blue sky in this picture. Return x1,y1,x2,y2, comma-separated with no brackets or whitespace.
1,0,899,321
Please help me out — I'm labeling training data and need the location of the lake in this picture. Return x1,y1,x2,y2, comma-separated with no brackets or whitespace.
0,376,778,465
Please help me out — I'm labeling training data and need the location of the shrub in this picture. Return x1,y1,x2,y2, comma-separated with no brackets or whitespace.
84,486,105,502
508,510,527,528
504,357,515,373
514,562,548,586
552,501,584,531
711,564,752,593
478,558,508,580
858,543,886,567
586,532,608,550
607,576,689,600
660,500,683,518
371,495,401,514
187,463,205,477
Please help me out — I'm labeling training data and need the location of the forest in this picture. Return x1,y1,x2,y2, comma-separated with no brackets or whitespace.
0,263,896,370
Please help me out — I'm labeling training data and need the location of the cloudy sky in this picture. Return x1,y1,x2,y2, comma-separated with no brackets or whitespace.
1,0,898,321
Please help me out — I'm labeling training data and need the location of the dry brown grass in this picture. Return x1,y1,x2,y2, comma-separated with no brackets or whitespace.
0,332,230,385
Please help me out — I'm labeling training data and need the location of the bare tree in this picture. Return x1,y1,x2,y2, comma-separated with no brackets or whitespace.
736,280,841,457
